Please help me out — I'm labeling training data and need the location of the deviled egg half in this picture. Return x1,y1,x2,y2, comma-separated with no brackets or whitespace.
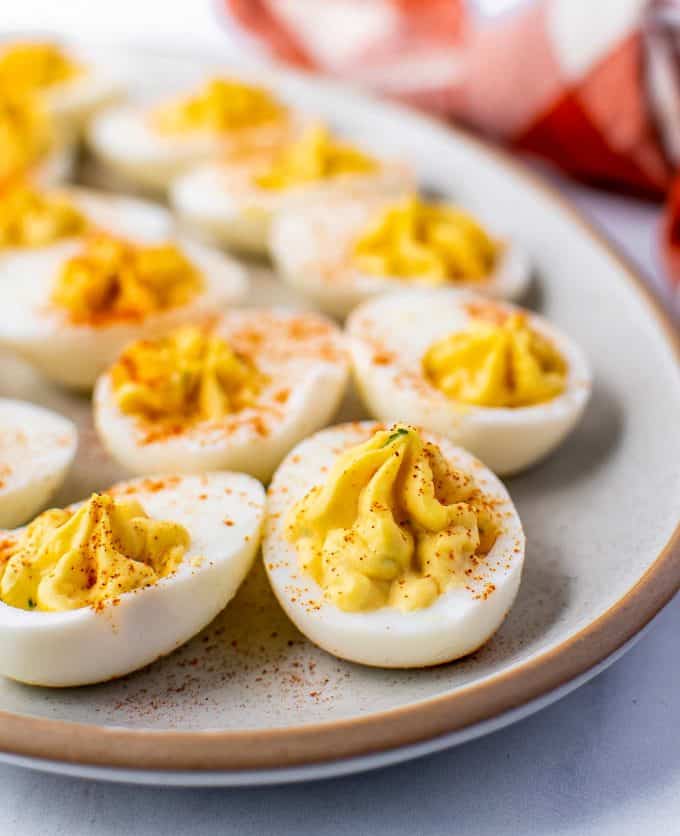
264,422,525,668
0,227,247,389
0,40,124,138
0,180,173,259
0,472,265,686
347,291,591,475
171,124,413,256
88,76,302,193
94,311,350,483
0,399,77,529
271,194,531,318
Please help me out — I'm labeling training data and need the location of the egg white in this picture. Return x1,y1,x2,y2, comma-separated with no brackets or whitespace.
270,196,531,319
68,186,174,239
0,236,248,389
29,139,76,189
347,290,592,475
94,309,350,483
41,49,125,139
0,398,77,529
0,472,265,687
171,156,413,256
88,91,302,194
264,421,525,668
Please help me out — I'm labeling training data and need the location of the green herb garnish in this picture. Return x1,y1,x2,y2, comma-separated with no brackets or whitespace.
382,427,409,447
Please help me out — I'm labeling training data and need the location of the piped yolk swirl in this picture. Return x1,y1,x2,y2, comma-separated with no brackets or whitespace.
111,326,264,425
254,125,377,191
0,182,86,248
154,78,286,135
0,42,81,94
286,425,499,613
352,196,499,283
0,88,52,182
0,493,189,612
51,234,204,325
423,312,567,408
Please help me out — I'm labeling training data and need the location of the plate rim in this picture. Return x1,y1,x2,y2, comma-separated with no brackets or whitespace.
0,623,653,786
0,43,678,775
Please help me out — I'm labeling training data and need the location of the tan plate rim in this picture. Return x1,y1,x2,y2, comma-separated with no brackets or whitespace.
0,47,678,774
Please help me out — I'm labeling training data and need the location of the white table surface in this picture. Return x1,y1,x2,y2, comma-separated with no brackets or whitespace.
0,4,678,834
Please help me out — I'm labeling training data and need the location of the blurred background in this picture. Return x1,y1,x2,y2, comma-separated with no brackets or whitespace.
0,0,680,312
4,0,679,316
3,1,232,50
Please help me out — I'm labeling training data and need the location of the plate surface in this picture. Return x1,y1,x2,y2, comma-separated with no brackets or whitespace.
0,45,678,785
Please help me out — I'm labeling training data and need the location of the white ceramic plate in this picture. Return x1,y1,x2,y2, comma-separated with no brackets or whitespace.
0,45,678,787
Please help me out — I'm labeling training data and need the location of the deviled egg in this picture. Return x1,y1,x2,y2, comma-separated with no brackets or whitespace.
0,231,247,389
0,472,265,686
94,311,350,482
0,40,124,138
264,422,525,668
271,194,531,318
0,181,172,257
0,399,77,529
88,76,301,193
347,291,591,475
171,124,412,255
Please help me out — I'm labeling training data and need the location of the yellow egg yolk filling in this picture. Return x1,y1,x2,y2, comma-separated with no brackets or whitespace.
154,78,286,135
0,88,52,182
254,125,378,191
423,312,568,408
352,196,499,283
111,326,264,424
0,42,81,94
50,234,204,325
0,182,87,248
0,493,189,612
286,425,499,613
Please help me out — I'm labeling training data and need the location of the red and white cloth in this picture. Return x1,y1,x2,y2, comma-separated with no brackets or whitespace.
222,0,680,299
